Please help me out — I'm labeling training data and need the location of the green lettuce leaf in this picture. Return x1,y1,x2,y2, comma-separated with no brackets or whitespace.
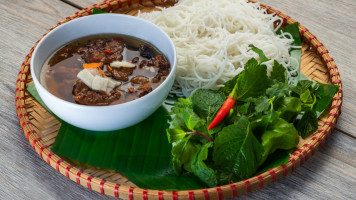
171,135,201,174
260,117,299,164
274,97,302,122
251,111,280,140
169,98,193,130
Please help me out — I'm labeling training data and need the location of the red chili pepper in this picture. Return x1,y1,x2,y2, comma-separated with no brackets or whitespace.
104,49,114,55
128,88,134,93
207,84,238,130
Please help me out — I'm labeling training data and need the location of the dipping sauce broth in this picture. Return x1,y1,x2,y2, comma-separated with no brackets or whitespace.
40,34,170,106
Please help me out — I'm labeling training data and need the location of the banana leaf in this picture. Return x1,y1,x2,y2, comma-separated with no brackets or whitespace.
26,83,206,190
276,22,307,85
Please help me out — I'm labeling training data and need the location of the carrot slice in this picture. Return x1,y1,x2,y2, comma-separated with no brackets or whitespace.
83,62,102,69
98,68,106,77
107,65,113,72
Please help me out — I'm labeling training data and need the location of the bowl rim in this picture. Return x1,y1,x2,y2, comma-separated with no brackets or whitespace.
30,13,177,110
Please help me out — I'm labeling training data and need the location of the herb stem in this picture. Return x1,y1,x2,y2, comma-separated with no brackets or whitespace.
187,132,213,142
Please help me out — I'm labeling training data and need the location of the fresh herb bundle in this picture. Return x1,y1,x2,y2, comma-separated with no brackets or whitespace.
166,46,339,187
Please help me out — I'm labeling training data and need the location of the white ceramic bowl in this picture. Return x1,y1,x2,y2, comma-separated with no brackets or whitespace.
31,14,176,131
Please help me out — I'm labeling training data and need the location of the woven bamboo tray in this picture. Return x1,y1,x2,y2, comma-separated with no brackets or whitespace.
15,0,343,199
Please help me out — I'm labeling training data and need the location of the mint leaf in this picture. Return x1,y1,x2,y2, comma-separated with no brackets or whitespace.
170,97,192,115
248,44,271,64
260,117,299,164
213,116,263,183
169,98,194,130
251,111,280,140
191,89,226,125
190,142,217,187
